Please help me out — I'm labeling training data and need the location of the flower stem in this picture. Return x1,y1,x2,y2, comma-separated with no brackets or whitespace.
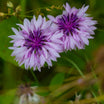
91,91,100,104
65,57,101,104
30,70,39,85
64,57,85,78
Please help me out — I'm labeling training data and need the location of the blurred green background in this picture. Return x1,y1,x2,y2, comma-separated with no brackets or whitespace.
0,0,104,104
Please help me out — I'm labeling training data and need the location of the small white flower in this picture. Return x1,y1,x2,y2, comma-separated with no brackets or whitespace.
19,93,40,104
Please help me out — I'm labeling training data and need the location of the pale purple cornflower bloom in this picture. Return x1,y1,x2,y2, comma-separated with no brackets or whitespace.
48,3,97,50
9,15,63,71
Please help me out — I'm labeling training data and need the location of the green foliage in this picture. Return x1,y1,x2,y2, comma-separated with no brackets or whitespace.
20,0,26,18
49,73,65,91
0,16,19,66
57,50,86,71
36,90,50,96
0,89,16,104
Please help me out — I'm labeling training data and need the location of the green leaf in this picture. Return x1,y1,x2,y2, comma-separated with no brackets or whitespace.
36,91,50,96
57,50,86,71
0,89,16,104
89,0,96,9
0,16,20,66
20,0,26,18
49,73,65,91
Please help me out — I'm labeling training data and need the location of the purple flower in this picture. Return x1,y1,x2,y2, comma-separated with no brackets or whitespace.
48,3,97,50
9,15,63,71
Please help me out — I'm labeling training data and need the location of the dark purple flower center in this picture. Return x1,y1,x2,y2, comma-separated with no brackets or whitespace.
57,13,79,36
24,30,46,52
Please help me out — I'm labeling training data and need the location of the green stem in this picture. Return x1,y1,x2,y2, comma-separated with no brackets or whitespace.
30,70,39,85
84,52,97,79
64,58,85,78
91,90,100,104
20,0,26,19
65,57,101,104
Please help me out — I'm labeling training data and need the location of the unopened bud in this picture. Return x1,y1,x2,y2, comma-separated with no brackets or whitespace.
12,12,16,16
46,8,51,11
7,1,14,8
0,12,5,16
50,5,55,9
16,5,21,13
